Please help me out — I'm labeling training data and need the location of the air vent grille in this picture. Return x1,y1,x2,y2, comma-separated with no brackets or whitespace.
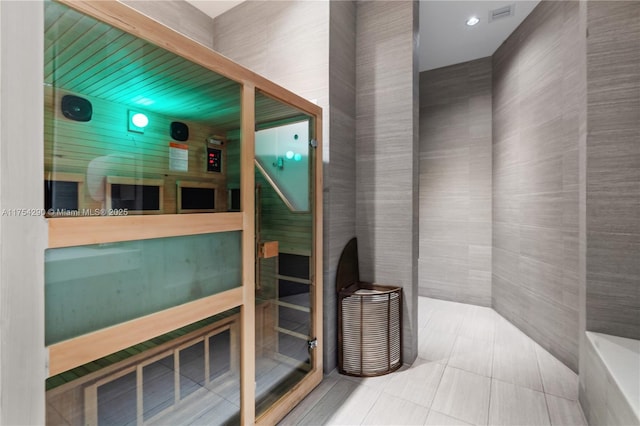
489,4,515,22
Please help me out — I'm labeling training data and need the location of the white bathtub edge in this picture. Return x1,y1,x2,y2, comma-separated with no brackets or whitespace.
586,331,640,420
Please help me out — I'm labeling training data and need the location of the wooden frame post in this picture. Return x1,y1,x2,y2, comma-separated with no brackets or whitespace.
240,83,256,425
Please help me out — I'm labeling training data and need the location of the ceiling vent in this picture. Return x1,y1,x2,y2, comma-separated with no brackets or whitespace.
489,4,515,23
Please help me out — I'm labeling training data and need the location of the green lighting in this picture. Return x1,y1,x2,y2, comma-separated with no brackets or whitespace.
294,153,302,162
285,150,294,159
132,113,148,128
128,110,148,133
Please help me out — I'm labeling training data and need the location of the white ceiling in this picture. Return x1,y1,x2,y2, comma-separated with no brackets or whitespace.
186,0,243,20
186,0,540,73
420,1,540,71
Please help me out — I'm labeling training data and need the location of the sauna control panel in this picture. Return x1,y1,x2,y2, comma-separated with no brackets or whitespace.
207,147,222,173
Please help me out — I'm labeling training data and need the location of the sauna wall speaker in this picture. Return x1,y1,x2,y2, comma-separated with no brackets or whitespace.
61,95,92,122
171,121,189,141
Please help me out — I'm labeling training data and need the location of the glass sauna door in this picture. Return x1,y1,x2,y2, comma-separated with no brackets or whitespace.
254,92,318,418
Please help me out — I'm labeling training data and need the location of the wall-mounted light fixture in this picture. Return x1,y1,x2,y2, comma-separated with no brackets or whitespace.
128,110,149,133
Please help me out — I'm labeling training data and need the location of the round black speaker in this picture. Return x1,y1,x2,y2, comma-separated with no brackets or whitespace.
61,95,92,122
171,121,189,141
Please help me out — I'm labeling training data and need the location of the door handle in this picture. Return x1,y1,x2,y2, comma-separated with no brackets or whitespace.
258,241,279,259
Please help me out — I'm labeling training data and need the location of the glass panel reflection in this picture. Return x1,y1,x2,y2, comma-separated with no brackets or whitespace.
98,371,137,426
142,355,174,421
44,1,241,217
255,120,310,212
254,92,315,417
45,232,241,345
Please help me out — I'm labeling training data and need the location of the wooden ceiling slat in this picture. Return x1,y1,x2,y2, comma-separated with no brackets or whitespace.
44,2,71,33
87,48,174,99
45,2,312,132
52,32,135,89
45,23,115,83
111,55,230,103
91,51,183,101
107,60,215,105
72,38,149,93
142,78,239,114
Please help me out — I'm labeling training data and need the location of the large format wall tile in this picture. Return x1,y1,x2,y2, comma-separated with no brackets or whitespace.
492,1,582,371
586,1,640,340
124,0,214,49
325,0,357,375
419,58,493,307
356,0,419,363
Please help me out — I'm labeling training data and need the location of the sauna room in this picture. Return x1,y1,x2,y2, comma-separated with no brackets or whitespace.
42,1,322,424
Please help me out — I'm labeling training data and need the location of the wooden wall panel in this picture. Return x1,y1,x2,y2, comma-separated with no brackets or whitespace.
45,85,232,214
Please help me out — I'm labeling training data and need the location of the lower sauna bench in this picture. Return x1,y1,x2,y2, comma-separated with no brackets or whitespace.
46,310,240,426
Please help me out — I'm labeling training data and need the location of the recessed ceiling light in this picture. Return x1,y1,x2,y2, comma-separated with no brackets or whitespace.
466,16,480,26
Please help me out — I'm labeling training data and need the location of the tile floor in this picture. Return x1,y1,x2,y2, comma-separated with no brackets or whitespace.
280,297,587,426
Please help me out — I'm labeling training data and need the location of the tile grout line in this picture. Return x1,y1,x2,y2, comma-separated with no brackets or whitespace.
427,356,448,413
423,303,458,422
532,342,553,425
486,306,498,426
293,376,341,426
358,384,383,426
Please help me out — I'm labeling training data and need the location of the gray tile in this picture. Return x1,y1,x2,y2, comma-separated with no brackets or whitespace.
299,378,380,426
362,393,429,425
586,232,640,340
418,327,456,364
491,0,584,370
425,410,473,426
545,394,587,426
448,335,493,377
425,305,467,335
279,373,340,425
519,225,565,269
458,306,499,342
383,358,445,408
585,1,640,340
492,338,543,391
341,368,394,392
125,0,214,48
535,344,578,400
431,367,491,426
468,245,491,273
488,380,550,426
419,57,492,307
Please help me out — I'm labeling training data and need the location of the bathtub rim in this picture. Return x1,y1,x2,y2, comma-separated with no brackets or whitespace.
585,331,640,419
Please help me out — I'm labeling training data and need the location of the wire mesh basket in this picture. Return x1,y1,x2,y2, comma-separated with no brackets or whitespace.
336,238,402,377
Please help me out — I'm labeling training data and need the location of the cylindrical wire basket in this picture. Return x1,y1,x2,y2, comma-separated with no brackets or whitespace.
338,283,402,377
